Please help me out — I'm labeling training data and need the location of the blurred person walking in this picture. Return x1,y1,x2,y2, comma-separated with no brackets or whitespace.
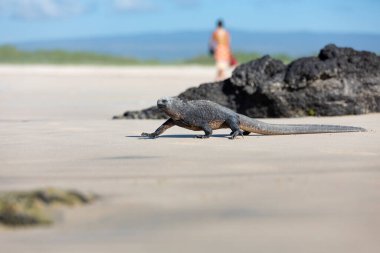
209,19,237,81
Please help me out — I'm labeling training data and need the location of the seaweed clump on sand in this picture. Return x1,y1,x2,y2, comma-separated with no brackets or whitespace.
0,188,98,227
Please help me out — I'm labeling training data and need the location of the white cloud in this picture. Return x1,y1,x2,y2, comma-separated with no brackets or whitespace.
0,0,91,20
112,0,200,13
113,0,156,12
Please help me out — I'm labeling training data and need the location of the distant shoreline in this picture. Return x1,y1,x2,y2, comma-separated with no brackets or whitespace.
0,45,293,66
0,64,215,76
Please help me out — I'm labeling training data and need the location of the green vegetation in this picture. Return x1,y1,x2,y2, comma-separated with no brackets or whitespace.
183,51,294,65
0,45,294,65
0,188,97,227
0,45,159,65
306,108,317,116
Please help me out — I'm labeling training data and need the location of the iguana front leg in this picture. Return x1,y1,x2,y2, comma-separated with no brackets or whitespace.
141,118,175,138
195,124,213,139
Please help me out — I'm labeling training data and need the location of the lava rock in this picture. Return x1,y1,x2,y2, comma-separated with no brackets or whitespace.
115,44,380,119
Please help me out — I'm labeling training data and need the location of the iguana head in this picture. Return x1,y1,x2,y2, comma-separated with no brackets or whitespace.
157,97,183,120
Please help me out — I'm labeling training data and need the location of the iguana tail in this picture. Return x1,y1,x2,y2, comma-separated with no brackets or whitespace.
239,115,366,135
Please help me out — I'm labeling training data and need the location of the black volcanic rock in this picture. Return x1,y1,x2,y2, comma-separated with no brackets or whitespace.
115,44,380,119
230,55,286,93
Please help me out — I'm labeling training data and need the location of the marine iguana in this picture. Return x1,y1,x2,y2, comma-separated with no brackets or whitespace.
141,97,366,139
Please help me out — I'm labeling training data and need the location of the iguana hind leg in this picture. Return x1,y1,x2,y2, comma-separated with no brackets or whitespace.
227,118,244,140
230,130,250,136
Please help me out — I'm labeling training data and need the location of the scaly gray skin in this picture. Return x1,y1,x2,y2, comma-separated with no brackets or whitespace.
141,97,366,139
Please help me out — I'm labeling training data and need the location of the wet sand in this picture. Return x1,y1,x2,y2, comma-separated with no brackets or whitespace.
0,65,379,253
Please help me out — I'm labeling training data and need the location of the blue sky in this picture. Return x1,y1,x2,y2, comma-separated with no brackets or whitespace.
0,0,379,43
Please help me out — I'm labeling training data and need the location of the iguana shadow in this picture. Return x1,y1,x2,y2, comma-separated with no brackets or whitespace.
126,134,261,139
127,134,227,139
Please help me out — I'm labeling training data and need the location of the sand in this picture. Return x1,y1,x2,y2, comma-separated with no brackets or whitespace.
0,65,379,253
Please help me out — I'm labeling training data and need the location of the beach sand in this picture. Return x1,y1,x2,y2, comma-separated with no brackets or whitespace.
0,65,379,253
